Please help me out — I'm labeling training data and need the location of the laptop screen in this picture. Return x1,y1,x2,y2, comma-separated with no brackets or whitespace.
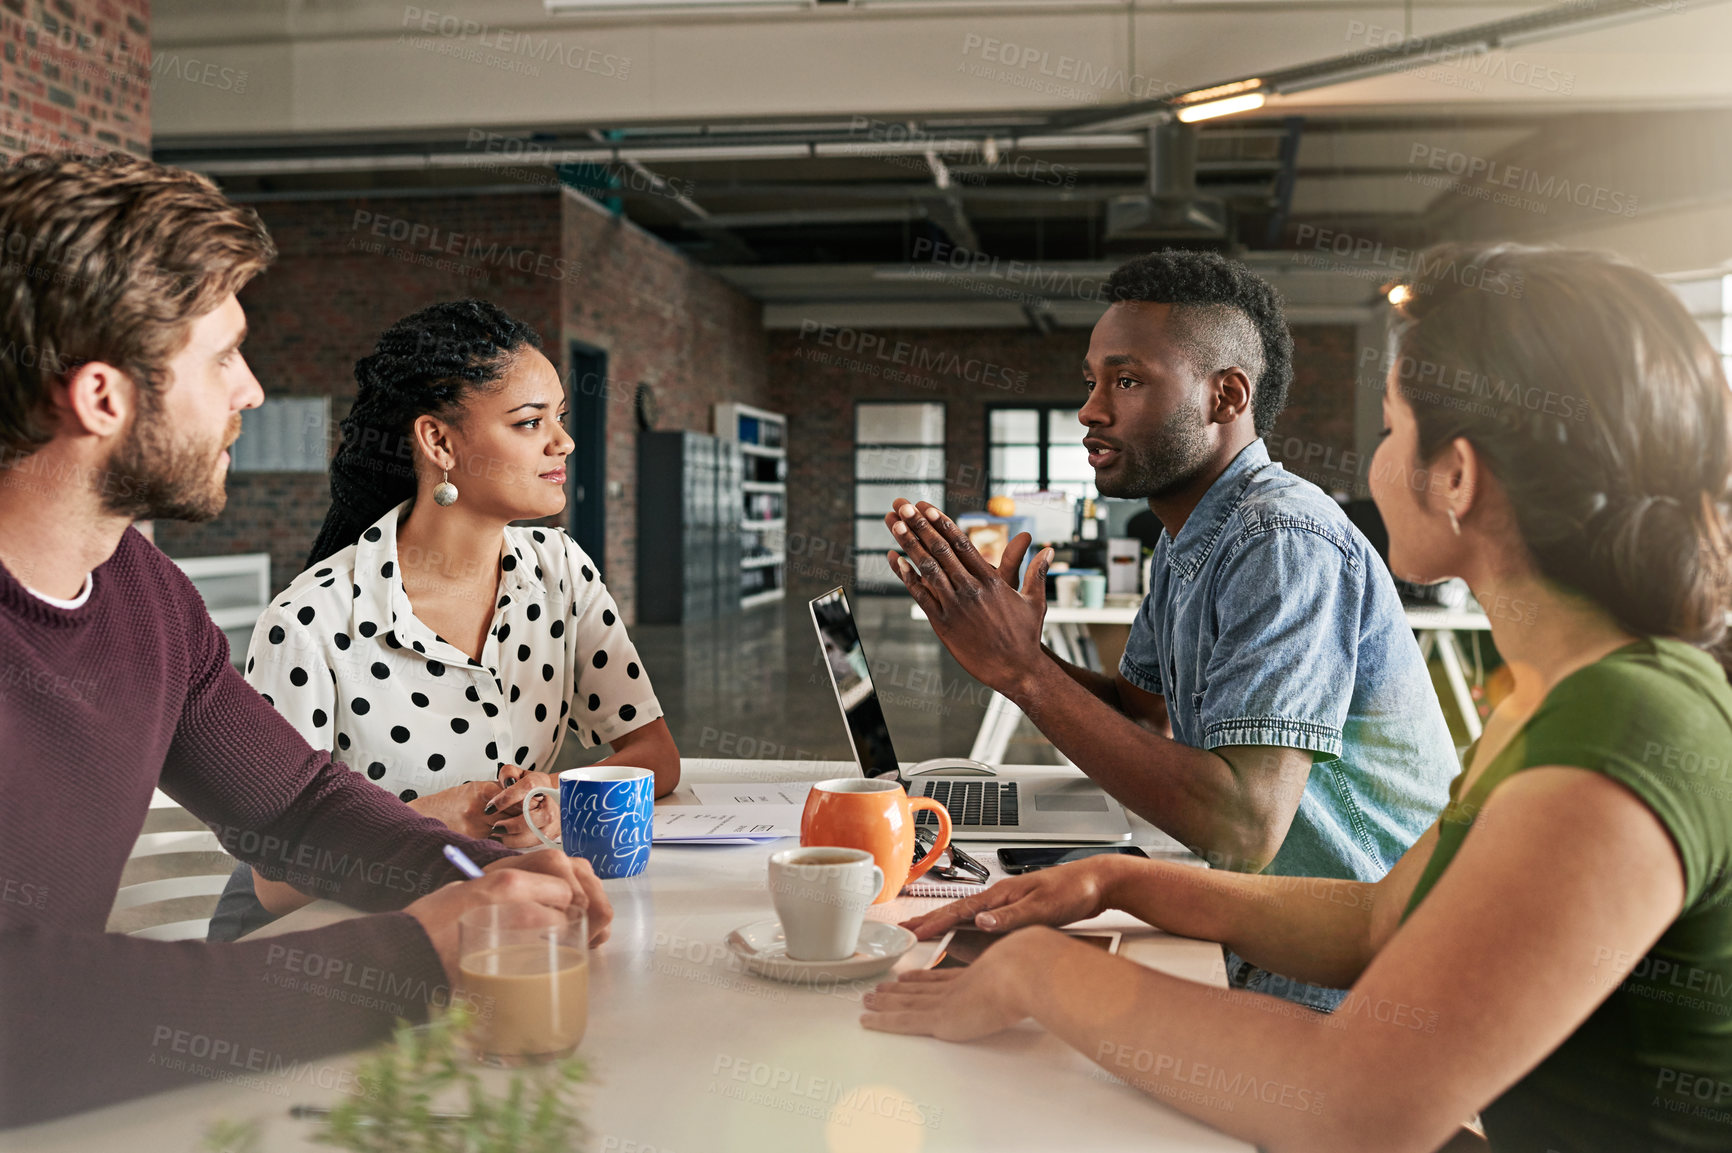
809,587,901,779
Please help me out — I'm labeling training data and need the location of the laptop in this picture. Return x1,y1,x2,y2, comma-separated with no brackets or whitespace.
809,587,1133,843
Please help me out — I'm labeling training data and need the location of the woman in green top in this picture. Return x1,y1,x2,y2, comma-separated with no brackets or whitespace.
863,243,1732,1153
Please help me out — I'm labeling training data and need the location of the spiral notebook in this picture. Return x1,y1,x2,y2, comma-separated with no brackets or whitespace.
901,855,1008,899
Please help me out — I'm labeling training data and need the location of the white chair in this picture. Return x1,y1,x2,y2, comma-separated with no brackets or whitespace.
167,552,272,670
111,790,237,941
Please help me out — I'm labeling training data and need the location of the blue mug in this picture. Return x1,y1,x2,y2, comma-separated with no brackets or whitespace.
525,766,654,878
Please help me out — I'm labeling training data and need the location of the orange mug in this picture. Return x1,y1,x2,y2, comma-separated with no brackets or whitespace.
801,778,953,903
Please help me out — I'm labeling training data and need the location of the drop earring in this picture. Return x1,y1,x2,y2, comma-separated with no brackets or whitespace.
433,469,459,507
1447,508,1461,536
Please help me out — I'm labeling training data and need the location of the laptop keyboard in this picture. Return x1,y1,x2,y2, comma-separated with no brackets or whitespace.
914,779,1021,827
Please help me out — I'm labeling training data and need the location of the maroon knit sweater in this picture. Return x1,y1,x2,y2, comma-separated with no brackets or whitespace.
0,527,515,1128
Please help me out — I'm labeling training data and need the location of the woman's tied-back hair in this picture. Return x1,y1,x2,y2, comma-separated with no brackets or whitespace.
1386,243,1732,665
0,152,275,457
305,299,542,568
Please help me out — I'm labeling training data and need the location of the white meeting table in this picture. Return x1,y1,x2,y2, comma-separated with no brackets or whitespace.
10,759,1253,1153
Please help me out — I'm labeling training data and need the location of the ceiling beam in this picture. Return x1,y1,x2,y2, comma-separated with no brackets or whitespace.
1046,0,1723,134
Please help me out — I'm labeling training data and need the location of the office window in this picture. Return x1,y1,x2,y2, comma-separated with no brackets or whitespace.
987,404,1096,504
1669,272,1732,385
854,402,945,592
231,397,331,472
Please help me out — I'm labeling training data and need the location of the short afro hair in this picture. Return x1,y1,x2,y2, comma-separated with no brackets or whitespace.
1104,250,1294,436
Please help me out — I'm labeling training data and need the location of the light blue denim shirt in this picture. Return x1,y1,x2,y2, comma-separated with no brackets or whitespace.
1119,439,1457,1008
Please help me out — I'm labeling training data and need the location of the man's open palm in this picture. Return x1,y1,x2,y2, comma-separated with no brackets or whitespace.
883,499,1052,697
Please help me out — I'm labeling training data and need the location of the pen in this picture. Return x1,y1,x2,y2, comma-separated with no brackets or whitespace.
443,843,486,880
948,841,989,881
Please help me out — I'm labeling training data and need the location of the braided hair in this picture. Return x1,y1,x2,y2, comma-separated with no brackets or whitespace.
306,299,543,568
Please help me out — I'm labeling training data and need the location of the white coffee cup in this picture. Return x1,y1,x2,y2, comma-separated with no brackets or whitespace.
767,847,884,962
1055,573,1083,608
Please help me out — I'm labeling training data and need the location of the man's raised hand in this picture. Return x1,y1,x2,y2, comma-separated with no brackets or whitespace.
883,498,1052,697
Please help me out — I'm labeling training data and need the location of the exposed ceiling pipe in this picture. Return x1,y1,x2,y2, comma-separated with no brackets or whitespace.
1021,302,1055,334
1103,120,1228,239
1048,0,1721,134
1147,121,1198,203
177,134,1147,177
165,0,1711,178
922,149,951,191
587,128,715,222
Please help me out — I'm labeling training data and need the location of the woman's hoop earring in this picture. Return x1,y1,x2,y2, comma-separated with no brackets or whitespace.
1447,508,1461,536
433,469,459,507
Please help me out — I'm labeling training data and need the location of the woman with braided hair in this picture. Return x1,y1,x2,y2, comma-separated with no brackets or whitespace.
208,299,678,940
862,245,1732,1153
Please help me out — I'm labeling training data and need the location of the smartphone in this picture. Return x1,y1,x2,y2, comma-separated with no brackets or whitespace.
996,845,1150,875
926,927,1121,970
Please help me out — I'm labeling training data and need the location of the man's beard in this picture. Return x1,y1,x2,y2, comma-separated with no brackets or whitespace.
1094,403,1215,501
101,393,236,523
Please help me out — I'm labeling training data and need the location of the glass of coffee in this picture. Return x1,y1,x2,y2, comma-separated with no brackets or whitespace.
455,903,589,1067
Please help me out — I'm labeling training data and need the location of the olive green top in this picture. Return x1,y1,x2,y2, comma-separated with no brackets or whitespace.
1401,638,1732,1152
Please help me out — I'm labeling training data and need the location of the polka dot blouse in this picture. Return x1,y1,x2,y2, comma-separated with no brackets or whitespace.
243,500,664,803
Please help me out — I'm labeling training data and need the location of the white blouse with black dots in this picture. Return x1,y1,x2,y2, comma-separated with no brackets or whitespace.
243,500,664,803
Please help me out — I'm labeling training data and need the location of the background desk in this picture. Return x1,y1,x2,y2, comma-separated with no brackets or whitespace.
1401,606,1495,742
914,601,1494,761
9,759,1251,1153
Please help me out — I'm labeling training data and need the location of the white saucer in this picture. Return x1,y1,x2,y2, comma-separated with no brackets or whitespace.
725,919,916,984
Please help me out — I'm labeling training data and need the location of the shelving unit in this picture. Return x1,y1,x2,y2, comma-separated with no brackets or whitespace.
636,431,742,624
714,402,787,608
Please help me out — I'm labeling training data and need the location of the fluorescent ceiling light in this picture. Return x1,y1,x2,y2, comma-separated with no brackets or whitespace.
1049,0,1703,135
1175,93,1267,123
1179,78,1264,104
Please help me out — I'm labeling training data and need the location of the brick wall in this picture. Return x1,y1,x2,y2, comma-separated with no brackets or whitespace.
767,325,1083,595
1264,324,1360,497
560,192,771,621
0,0,149,158
155,190,564,595
766,323,1357,596
156,187,770,623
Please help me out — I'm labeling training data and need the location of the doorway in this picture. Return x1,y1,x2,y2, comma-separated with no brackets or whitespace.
568,341,609,575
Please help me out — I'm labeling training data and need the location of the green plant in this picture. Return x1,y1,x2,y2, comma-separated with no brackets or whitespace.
315,1006,588,1153
202,1117,263,1153
203,1006,588,1153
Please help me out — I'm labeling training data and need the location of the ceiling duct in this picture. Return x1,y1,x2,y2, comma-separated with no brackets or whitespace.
1104,121,1227,241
